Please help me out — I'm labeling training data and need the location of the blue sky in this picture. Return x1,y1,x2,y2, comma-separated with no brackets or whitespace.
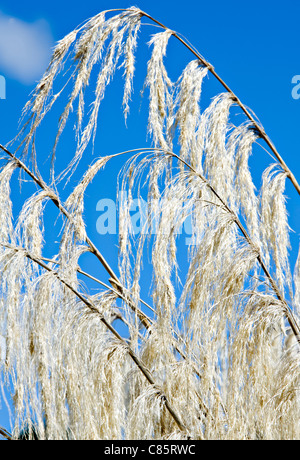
0,0,300,434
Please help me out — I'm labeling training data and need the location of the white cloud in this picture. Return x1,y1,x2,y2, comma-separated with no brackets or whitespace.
0,11,53,85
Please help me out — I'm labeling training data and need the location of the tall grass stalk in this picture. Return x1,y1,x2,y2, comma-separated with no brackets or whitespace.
0,7,299,440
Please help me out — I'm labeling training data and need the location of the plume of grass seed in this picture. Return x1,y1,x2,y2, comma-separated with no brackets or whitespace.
0,161,17,246
225,294,297,439
0,244,128,439
61,303,128,439
200,93,235,193
232,125,260,245
18,28,79,163
260,165,291,293
1,7,300,440
69,10,142,179
58,157,114,282
15,190,55,257
64,155,113,243
174,60,208,169
145,29,174,150
15,9,142,181
0,248,44,437
126,385,168,439
120,13,141,121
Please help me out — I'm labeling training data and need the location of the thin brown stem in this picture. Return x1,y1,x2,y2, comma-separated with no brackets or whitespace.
166,150,300,344
3,243,188,435
139,10,300,197
0,144,209,390
35,255,211,417
0,426,12,440
0,143,119,279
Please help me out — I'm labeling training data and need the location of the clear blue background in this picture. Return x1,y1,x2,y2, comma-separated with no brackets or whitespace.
0,0,299,435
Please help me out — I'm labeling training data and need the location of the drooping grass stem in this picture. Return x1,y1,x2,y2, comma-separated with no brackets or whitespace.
139,10,300,197
166,150,300,344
